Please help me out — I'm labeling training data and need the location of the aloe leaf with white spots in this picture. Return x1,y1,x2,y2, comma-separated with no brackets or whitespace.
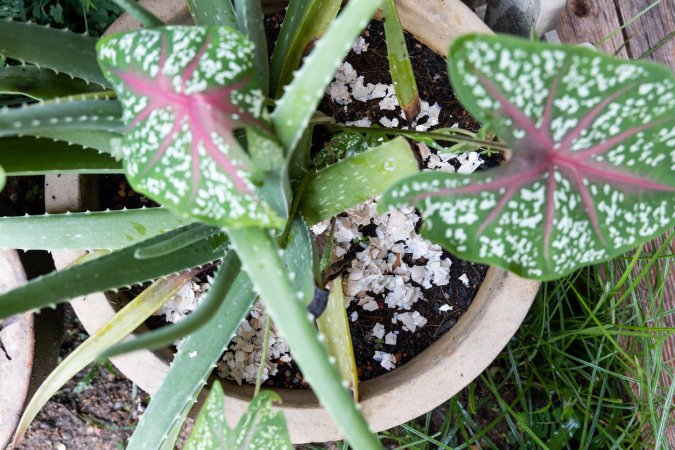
0,208,190,250
97,26,284,229
381,34,675,280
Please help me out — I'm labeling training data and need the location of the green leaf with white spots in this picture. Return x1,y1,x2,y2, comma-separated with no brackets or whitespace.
97,26,284,229
185,382,292,450
381,34,675,280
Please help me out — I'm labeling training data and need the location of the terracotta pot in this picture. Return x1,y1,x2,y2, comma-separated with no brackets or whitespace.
0,250,63,449
48,0,540,443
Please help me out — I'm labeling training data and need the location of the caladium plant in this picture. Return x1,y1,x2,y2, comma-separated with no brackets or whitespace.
381,34,675,280
97,26,284,228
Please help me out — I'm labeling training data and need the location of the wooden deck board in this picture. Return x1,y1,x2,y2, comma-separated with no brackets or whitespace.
556,0,628,57
614,0,675,66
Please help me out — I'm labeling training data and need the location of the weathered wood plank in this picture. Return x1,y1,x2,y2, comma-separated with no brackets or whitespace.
615,0,675,67
556,0,628,57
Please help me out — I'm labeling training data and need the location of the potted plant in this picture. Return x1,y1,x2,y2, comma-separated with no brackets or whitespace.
0,0,673,448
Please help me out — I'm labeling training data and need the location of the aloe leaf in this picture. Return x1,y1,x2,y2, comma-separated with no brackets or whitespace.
0,98,123,137
102,250,241,357
380,0,420,122
269,0,341,98
0,20,109,87
0,164,5,191
126,271,255,450
227,227,381,450
300,136,419,225
187,0,237,27
110,0,163,28
0,226,227,319
11,273,193,446
134,223,219,259
0,208,190,250
283,216,315,307
0,65,103,101
185,383,293,450
97,26,283,229
31,129,122,154
316,278,359,400
381,34,675,280
234,0,269,96
272,0,383,151
0,137,122,175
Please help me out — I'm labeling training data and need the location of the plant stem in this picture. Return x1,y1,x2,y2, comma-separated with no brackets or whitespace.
325,124,509,152
227,227,382,450
254,311,271,396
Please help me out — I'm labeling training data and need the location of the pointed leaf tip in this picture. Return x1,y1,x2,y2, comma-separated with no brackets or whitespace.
383,34,675,280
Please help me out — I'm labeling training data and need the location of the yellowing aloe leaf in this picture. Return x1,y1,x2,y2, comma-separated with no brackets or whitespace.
316,278,359,400
12,272,193,446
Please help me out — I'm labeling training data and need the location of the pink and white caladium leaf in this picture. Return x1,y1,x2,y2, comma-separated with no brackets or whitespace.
96,26,284,228
381,34,675,280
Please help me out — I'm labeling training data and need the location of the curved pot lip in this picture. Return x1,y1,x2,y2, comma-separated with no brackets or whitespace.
49,0,539,444
0,250,34,449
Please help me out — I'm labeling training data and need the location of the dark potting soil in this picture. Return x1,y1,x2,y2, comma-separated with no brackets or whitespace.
259,17,490,389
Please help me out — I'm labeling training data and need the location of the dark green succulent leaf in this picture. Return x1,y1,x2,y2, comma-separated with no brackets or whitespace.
187,0,237,27
312,131,381,170
0,225,227,319
32,129,122,154
0,136,121,175
127,271,255,450
381,34,675,280
0,163,5,191
234,0,269,96
97,26,283,229
269,0,341,98
0,208,190,250
0,20,109,87
283,216,315,307
0,65,104,101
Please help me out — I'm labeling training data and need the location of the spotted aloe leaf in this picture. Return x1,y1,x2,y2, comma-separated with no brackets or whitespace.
96,26,283,228
381,34,675,280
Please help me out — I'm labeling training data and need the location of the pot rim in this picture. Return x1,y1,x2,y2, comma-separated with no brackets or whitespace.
49,0,539,443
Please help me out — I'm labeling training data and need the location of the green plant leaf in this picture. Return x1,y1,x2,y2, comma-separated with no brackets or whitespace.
316,278,359,400
127,271,255,450
0,136,122,175
110,0,163,28
227,227,382,449
301,136,418,224
187,0,237,27
0,98,123,138
234,0,269,96
0,20,109,87
0,208,190,250
11,273,193,446
0,225,227,319
0,65,104,101
380,0,420,121
97,26,283,229
185,383,293,450
381,34,675,280
0,163,5,191
31,129,122,154
272,0,383,151
269,0,341,98
283,216,315,307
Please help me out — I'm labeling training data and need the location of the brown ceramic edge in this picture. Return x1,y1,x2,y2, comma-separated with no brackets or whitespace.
51,0,538,443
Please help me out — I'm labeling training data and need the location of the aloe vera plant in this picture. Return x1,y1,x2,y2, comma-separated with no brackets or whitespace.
0,1,674,449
